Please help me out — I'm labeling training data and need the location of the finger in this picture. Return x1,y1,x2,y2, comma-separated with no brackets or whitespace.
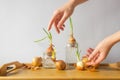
88,49,99,61
89,48,94,52
59,24,65,31
92,52,100,63
59,26,64,31
54,20,60,34
93,54,105,66
87,48,94,54
57,13,68,29
48,16,56,31
85,48,94,57
83,53,89,58
48,12,59,32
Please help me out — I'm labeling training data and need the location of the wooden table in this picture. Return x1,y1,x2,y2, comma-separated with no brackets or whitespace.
0,62,120,80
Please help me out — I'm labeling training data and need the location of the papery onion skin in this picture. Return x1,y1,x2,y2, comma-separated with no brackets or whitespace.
32,57,42,67
55,60,66,70
76,61,84,70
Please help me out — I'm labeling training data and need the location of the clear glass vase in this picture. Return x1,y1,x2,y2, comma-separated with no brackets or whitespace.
42,51,56,69
65,43,77,69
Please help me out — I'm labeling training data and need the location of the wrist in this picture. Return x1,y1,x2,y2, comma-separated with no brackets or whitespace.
68,0,88,8
107,31,120,46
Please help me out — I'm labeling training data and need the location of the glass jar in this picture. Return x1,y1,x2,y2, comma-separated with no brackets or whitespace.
65,43,77,69
42,49,56,69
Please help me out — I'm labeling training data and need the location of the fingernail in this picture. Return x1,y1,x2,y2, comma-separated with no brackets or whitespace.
58,31,60,34
63,24,65,27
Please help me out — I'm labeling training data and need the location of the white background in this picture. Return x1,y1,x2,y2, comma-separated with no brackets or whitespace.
0,0,120,65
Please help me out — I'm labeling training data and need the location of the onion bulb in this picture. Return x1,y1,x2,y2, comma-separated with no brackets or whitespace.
32,57,42,67
55,60,66,70
68,35,76,47
76,61,84,70
46,44,54,56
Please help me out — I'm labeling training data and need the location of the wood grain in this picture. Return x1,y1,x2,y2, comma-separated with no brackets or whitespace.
0,62,120,80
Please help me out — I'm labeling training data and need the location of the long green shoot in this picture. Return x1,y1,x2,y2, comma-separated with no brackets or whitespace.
69,17,73,35
34,28,52,44
76,43,81,62
43,28,52,44
34,37,47,42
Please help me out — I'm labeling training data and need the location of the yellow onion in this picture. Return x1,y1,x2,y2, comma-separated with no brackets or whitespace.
32,57,42,67
82,57,88,64
46,44,54,56
76,61,84,70
55,60,66,70
68,35,76,47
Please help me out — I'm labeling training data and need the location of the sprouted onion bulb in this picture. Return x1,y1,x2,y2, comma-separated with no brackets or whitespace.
68,34,76,47
76,61,84,70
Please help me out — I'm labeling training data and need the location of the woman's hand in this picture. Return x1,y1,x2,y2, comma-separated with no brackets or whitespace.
87,38,113,66
85,31,120,66
48,1,75,33
48,0,87,33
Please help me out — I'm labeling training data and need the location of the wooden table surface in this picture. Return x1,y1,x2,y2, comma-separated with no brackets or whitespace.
0,63,120,80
